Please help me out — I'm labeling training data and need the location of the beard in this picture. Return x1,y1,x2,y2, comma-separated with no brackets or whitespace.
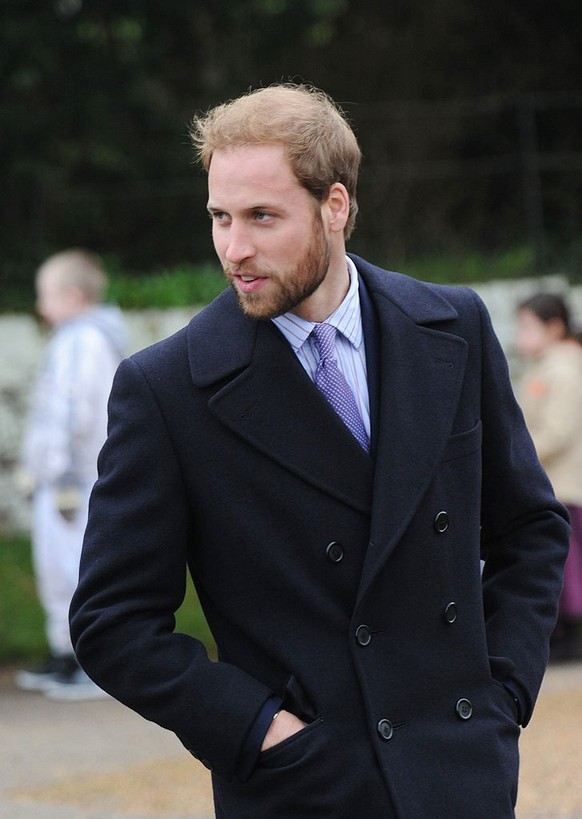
224,215,330,320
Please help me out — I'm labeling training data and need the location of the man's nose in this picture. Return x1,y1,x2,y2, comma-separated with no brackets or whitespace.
224,222,255,265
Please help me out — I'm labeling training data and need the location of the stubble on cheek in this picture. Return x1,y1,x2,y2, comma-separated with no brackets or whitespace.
221,214,330,320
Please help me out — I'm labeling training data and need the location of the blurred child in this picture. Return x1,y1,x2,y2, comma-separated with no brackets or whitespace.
17,249,126,698
516,293,582,661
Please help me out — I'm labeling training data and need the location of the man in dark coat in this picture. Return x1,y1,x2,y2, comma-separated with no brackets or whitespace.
70,84,569,818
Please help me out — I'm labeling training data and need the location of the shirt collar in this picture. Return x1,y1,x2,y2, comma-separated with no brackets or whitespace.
272,256,363,353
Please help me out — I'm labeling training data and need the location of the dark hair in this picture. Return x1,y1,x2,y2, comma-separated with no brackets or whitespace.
517,292,571,336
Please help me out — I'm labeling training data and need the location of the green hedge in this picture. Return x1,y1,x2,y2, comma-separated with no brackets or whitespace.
3,244,562,314
0,534,216,665
104,246,541,308
106,260,227,309
103,246,554,308
0,535,48,662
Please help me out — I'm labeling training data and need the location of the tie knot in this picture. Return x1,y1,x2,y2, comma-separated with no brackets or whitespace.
312,323,337,361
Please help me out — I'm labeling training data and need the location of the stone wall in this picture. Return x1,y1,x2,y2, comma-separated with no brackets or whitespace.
2,276,581,534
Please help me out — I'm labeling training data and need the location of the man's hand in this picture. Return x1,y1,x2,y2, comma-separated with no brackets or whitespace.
261,709,306,752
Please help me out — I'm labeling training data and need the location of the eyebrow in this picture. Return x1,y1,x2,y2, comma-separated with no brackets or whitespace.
207,203,278,214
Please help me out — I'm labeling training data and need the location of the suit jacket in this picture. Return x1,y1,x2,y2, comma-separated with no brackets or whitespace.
70,255,569,819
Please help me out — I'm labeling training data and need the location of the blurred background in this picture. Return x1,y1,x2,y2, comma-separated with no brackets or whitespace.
1,8,582,816
1,0,582,310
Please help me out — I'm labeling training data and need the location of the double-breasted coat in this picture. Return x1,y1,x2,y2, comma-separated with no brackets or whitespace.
70,255,569,818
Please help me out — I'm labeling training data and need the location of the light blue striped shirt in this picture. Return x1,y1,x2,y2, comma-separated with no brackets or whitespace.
271,256,370,438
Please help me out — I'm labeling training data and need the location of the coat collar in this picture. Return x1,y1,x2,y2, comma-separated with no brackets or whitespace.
186,259,467,531
187,256,459,387
347,253,459,325
187,287,256,388
346,256,469,602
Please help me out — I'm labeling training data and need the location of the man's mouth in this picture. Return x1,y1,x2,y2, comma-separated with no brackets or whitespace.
232,271,267,294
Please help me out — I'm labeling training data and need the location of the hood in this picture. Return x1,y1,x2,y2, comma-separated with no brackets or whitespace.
73,304,128,360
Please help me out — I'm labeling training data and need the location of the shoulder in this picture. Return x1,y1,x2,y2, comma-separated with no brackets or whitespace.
129,287,250,388
349,253,485,326
130,324,190,373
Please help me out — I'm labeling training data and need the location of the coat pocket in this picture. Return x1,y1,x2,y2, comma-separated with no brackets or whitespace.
259,715,325,769
281,673,318,723
441,420,482,462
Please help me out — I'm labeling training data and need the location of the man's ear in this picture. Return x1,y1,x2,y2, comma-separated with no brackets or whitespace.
323,182,350,234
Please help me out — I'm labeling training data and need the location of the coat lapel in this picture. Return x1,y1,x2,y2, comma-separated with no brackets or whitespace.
352,257,469,600
187,289,374,514
187,263,468,567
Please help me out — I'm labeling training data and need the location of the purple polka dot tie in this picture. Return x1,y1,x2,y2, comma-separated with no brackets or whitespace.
312,323,369,451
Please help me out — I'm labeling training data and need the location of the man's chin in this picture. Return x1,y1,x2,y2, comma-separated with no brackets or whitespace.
232,286,278,320
229,277,319,321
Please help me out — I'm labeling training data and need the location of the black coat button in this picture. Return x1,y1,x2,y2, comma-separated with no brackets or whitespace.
377,719,394,740
455,698,473,720
444,602,458,623
355,624,372,646
434,511,449,533
326,541,344,563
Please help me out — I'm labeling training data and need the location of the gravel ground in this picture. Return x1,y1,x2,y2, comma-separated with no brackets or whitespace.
0,661,580,818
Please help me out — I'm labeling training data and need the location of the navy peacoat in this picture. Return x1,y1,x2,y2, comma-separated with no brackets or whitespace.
70,255,569,818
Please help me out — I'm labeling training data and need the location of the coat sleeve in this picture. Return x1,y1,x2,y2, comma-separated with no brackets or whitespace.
475,292,569,725
69,355,274,780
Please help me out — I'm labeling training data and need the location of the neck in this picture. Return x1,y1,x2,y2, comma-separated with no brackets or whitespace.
293,249,350,323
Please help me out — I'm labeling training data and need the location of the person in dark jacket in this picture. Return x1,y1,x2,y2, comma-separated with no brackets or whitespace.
70,84,569,818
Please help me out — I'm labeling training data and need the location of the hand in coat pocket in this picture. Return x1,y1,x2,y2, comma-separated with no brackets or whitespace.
261,709,306,752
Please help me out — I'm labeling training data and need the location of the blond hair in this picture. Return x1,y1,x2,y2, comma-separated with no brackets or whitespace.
37,249,107,304
190,84,362,239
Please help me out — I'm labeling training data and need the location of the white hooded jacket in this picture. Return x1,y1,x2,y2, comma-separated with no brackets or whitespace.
22,304,127,489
